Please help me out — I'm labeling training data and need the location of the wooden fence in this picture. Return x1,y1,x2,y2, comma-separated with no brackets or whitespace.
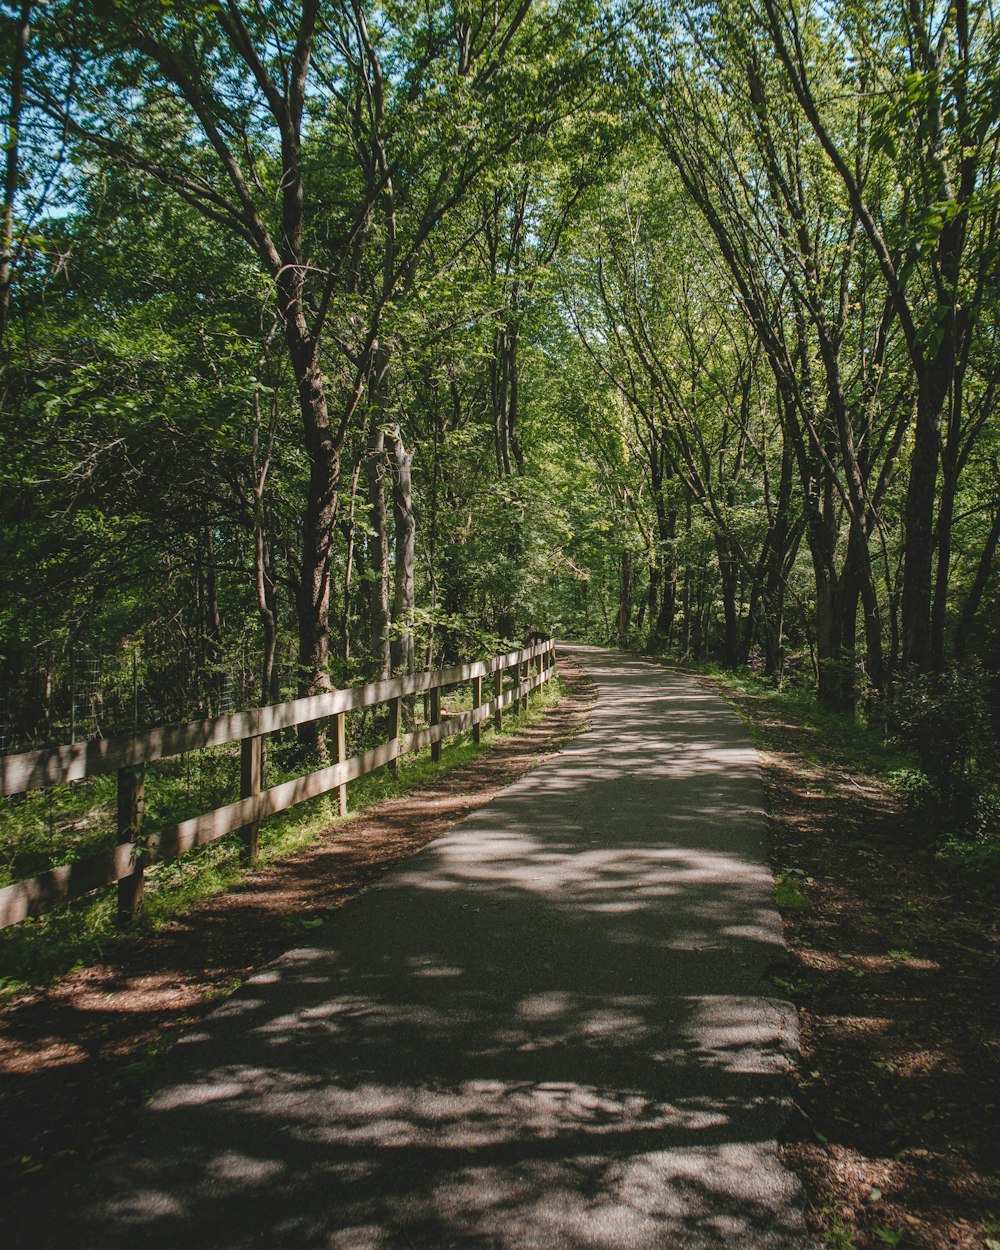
0,638,557,930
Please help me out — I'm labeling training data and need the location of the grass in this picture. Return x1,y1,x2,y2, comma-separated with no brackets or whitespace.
818,1203,856,1249
0,673,539,886
774,870,811,912
934,832,1000,882
0,674,565,1000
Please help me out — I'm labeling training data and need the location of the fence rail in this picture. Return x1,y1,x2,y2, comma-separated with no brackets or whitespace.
0,639,557,930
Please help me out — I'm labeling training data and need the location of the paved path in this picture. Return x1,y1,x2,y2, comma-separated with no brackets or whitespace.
8,646,812,1248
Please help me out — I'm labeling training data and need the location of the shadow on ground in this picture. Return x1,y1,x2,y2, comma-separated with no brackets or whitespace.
3,647,810,1250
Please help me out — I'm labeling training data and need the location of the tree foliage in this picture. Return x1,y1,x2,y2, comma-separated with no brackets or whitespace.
2,0,1000,779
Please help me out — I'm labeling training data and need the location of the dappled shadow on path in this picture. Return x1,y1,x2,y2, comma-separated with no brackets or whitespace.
4,647,808,1250
0,661,597,1202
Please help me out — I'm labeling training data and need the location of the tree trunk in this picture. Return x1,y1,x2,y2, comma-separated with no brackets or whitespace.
339,460,362,667
814,559,848,711
760,443,797,678
848,514,884,694
901,367,949,670
741,580,761,667
262,592,279,705
694,559,709,660
681,498,693,655
0,4,30,348
654,506,678,641
253,517,278,707
839,559,860,708
287,326,339,713
204,525,225,712
930,463,959,671
616,548,633,644
249,406,279,706
389,423,416,675
803,487,854,711
954,498,1000,659
715,535,740,670
646,560,660,639
365,419,392,680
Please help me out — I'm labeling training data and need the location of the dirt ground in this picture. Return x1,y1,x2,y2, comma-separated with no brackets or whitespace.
712,679,1000,1250
0,658,597,1216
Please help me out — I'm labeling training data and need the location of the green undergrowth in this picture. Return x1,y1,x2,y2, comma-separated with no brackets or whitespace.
0,679,521,888
0,675,564,999
773,868,811,913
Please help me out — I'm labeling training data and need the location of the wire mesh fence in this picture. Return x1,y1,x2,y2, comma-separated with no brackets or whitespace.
0,647,263,758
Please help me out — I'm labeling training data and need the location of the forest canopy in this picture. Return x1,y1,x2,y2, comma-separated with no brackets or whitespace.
2,0,999,754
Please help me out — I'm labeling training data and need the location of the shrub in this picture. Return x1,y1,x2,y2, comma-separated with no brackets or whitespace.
892,662,998,844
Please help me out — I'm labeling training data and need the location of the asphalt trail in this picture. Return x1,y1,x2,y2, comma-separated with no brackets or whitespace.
6,645,813,1248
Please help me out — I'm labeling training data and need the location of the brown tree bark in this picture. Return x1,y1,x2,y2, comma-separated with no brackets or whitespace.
204,524,225,713
616,548,633,644
953,498,1000,659
902,367,950,670
365,419,392,681
0,3,30,348
715,534,740,670
389,422,416,675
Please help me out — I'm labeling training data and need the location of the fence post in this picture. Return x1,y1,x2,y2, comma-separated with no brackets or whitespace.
494,666,503,732
430,684,442,762
240,735,263,863
335,711,348,816
472,674,482,745
390,695,402,778
116,764,145,926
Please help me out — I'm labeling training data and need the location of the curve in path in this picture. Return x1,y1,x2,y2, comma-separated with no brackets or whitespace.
6,645,813,1249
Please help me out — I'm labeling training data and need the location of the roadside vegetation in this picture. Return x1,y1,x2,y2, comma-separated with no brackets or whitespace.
687,662,1000,1250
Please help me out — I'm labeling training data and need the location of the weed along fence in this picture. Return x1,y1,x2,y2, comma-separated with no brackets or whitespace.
0,638,557,931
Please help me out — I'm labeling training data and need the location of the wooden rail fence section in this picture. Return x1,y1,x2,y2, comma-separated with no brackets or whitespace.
0,639,556,930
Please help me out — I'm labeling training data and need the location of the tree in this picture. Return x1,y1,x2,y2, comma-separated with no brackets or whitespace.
756,0,1000,670
34,0,589,715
